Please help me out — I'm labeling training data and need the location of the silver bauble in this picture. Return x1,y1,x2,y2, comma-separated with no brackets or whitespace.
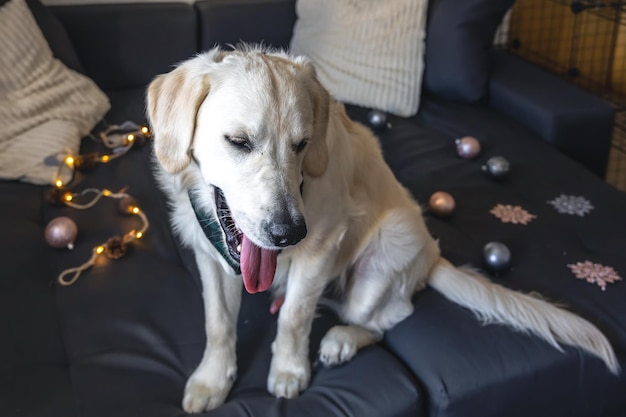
482,156,510,179
367,110,388,130
45,216,78,249
483,241,511,272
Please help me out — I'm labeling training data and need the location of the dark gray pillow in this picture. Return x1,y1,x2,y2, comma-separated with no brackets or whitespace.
423,0,514,102
0,0,84,72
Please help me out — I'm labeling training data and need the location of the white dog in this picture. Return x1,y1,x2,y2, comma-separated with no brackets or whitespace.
146,46,619,413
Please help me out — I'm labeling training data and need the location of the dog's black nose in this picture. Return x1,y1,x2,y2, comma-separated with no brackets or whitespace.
268,215,307,247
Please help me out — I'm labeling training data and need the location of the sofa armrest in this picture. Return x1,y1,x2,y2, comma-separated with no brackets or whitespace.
488,50,614,177
195,0,296,51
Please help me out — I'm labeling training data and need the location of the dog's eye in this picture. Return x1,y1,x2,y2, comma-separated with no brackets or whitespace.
225,134,252,152
292,138,309,153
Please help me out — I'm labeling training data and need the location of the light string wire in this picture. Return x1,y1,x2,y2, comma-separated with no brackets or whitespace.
53,123,151,189
50,121,152,286
57,187,150,286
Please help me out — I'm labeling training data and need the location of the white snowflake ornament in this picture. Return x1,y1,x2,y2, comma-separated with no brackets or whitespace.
548,194,594,217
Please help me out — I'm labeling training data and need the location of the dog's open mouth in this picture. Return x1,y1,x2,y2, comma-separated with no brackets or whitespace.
214,187,278,294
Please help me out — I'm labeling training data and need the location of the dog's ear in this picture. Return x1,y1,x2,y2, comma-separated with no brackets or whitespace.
303,68,330,178
146,54,217,174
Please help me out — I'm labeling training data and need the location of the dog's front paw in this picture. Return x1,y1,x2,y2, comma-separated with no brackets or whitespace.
182,363,236,413
267,355,310,398
318,326,358,367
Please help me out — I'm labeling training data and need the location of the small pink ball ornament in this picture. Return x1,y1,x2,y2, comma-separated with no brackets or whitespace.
455,136,481,159
429,191,456,217
45,216,78,249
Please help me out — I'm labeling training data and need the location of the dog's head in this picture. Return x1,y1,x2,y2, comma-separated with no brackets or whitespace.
147,46,330,292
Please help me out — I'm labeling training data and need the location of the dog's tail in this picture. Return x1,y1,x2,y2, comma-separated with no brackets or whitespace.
428,258,620,374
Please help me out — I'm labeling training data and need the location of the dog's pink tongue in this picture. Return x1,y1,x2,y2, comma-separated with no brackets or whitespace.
241,235,278,294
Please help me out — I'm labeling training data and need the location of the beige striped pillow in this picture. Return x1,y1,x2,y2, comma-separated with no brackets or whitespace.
290,0,428,117
0,0,110,185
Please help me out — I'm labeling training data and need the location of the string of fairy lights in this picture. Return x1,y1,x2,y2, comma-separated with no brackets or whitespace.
45,121,152,286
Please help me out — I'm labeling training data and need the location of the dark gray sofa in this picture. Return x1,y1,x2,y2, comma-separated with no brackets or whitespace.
2,1,625,417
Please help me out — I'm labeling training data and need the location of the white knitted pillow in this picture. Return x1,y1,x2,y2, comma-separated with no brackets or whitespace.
0,0,110,185
290,0,428,117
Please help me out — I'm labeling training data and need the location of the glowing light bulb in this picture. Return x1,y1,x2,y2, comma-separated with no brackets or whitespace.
101,155,110,163
65,156,75,166
55,179,63,188
96,246,105,254
135,232,143,239
64,193,73,202
103,189,111,196
127,134,135,143
131,206,140,214
141,126,149,134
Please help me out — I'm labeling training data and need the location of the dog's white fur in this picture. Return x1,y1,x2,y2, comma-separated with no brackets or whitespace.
147,46,619,413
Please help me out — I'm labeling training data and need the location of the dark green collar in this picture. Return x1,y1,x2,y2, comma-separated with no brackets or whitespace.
188,190,241,275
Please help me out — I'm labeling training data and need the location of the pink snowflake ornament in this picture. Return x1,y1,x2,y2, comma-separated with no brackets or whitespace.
490,204,536,225
568,261,622,291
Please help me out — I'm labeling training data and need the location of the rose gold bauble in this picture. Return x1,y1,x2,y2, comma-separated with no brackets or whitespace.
45,216,78,249
455,136,481,159
429,191,456,217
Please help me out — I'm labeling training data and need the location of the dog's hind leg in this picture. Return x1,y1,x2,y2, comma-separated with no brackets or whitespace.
318,324,382,366
320,208,439,367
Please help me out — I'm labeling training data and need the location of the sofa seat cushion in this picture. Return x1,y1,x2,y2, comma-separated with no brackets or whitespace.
0,181,76,417
342,101,626,417
57,272,423,417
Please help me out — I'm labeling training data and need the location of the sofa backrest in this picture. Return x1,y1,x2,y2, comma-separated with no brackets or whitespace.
195,0,296,52
53,2,198,91
51,0,510,105
51,0,297,91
